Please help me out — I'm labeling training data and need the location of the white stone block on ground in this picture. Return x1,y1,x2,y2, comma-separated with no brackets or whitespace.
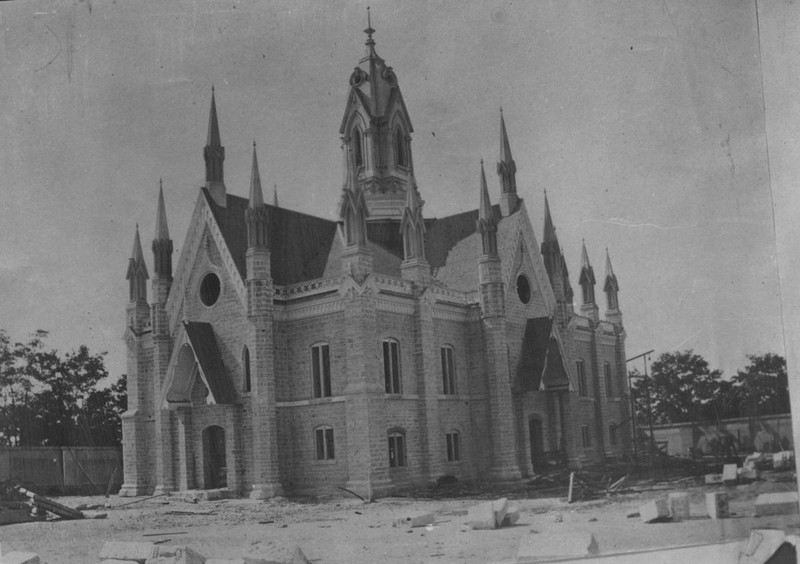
754,491,800,517
639,498,669,523
145,545,206,564
739,529,789,564
466,500,497,530
205,559,279,564
668,492,690,521
100,541,158,563
393,512,435,528
289,547,311,564
704,473,723,485
492,498,509,528
1,552,40,564
722,463,738,485
501,506,520,527
772,451,794,471
706,492,729,519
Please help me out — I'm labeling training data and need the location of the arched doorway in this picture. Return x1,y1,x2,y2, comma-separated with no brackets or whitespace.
529,415,545,472
202,425,227,489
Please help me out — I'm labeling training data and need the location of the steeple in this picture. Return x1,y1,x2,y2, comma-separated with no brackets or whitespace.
245,142,269,250
273,184,279,208
543,191,557,246
578,240,599,321
126,224,149,303
541,192,574,317
604,248,622,324
497,109,518,216
152,180,173,280
339,10,416,220
204,87,226,207
477,160,498,257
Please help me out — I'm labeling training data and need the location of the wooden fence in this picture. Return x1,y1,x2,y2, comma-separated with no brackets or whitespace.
0,446,122,495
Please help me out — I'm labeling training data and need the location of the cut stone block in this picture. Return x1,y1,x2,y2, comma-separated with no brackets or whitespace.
722,463,738,485
492,498,509,528
206,556,282,564
754,491,800,517
290,547,311,564
466,500,497,530
739,529,790,564
639,498,669,523
739,467,759,482
772,451,794,471
100,541,158,563
743,452,766,471
706,492,729,519
704,473,723,485
501,506,520,527
668,492,690,521
145,545,206,564
1,553,40,564
393,512,435,528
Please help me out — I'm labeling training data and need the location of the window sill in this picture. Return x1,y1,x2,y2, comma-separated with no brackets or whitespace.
276,396,346,407
385,394,420,400
314,458,338,465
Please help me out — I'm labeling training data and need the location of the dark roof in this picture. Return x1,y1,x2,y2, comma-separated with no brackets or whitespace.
205,190,338,286
184,321,236,404
517,317,570,392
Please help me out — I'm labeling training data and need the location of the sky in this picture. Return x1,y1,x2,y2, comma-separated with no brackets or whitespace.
0,0,789,383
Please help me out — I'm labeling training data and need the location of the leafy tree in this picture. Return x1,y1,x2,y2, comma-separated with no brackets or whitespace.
631,350,737,425
0,331,126,446
733,353,790,417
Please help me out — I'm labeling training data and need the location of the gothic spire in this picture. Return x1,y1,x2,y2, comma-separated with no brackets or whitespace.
604,248,622,321
543,191,558,245
604,248,620,295
400,182,426,261
477,160,498,256
578,240,597,307
249,142,264,208
152,181,173,278
155,180,170,241
246,142,269,249
127,224,149,302
273,184,279,208
497,108,518,215
204,87,226,206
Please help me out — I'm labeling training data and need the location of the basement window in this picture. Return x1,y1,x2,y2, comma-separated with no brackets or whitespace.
315,426,335,460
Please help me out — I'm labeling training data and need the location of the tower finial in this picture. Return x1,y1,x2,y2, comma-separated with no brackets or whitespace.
365,6,375,45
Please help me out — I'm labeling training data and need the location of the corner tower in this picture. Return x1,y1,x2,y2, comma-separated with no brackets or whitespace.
339,11,416,220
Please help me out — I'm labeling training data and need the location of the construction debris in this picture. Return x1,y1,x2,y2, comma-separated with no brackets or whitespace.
753,491,800,517
99,541,158,563
393,512,435,528
15,486,84,520
738,529,798,564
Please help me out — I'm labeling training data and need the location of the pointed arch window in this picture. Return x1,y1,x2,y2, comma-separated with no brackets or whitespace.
395,127,408,168
352,128,364,169
440,345,456,395
242,346,251,393
581,282,594,305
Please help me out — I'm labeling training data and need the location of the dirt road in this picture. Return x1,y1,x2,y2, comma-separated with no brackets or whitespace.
1,479,798,563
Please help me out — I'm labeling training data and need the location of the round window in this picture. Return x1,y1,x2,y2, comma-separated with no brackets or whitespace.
200,273,221,306
516,274,531,304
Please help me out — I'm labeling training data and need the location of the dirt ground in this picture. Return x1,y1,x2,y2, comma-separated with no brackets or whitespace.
1,478,799,563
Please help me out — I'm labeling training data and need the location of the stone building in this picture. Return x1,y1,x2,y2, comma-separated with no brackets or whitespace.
120,24,631,499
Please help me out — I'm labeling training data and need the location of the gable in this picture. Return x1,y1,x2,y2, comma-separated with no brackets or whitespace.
516,317,572,392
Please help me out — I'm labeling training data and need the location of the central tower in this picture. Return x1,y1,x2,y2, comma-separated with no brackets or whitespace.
339,12,416,221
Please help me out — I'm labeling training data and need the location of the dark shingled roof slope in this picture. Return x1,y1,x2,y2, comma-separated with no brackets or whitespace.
517,317,570,392
184,321,236,404
204,190,339,286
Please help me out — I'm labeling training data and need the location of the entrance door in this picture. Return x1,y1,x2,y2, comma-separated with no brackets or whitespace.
203,425,227,489
529,417,545,472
